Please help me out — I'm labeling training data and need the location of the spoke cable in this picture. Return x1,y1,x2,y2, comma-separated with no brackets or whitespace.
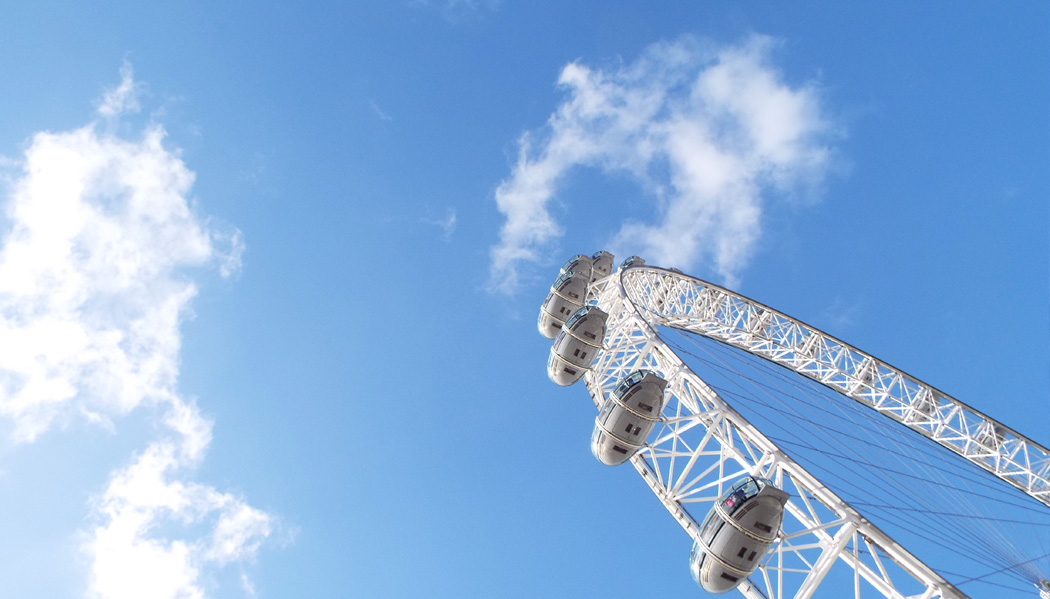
655,326,1049,591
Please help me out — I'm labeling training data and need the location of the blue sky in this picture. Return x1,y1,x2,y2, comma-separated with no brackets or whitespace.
0,2,1046,598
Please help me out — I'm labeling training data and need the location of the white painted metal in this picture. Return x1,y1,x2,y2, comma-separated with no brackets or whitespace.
565,264,1050,598
615,266,1050,507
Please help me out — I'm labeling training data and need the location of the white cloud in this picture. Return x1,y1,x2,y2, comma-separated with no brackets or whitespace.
422,207,457,241
85,402,272,599
821,297,861,331
239,573,258,599
369,99,393,122
0,65,271,597
489,35,837,293
98,61,143,119
0,121,215,439
416,0,500,22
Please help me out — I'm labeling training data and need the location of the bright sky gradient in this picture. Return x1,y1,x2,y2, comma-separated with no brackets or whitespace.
0,2,1046,598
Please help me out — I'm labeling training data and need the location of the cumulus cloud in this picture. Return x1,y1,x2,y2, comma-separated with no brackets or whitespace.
85,405,272,599
0,123,215,439
489,35,837,293
0,66,271,597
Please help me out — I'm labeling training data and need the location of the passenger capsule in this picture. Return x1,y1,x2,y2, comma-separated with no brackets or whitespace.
547,306,608,386
537,270,590,339
619,255,645,270
688,476,790,593
590,251,614,282
559,254,594,280
591,370,667,465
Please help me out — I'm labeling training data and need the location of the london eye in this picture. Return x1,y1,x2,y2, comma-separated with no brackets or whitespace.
539,253,1050,598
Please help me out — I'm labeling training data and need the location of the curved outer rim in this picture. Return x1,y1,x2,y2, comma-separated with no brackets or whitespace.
620,265,1050,507
575,264,1013,599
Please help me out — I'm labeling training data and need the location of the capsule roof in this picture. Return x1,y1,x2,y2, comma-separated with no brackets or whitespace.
562,304,603,331
619,255,645,270
560,254,594,279
551,270,583,291
612,370,666,401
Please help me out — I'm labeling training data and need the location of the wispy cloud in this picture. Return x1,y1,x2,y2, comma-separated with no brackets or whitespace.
489,35,838,293
821,297,861,331
98,60,143,119
0,65,271,597
369,99,392,122
422,207,457,241
414,0,499,23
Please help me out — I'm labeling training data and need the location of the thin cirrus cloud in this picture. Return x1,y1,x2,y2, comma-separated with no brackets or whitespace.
0,65,272,598
489,35,837,293
422,207,457,241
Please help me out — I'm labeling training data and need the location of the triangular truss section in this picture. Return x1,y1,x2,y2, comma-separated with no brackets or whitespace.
570,265,1050,598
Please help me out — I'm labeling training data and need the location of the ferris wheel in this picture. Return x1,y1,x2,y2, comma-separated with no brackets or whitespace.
538,253,1050,599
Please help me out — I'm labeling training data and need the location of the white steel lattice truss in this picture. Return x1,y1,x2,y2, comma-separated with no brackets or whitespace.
575,266,1050,599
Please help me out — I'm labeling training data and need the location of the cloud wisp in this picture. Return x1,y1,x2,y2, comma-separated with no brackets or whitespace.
422,207,457,242
416,0,500,23
0,65,269,598
369,99,393,122
98,60,143,119
489,35,837,293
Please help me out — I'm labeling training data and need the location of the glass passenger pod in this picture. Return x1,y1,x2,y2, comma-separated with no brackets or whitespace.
537,271,589,339
559,254,594,280
589,251,614,282
590,370,667,465
619,255,645,270
689,476,790,594
547,306,608,386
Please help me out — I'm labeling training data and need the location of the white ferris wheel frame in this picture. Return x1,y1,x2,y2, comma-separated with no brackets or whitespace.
573,264,1050,599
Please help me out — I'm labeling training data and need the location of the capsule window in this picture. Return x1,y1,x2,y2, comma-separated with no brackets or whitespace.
754,522,772,533
719,573,740,582
737,547,747,558
584,331,596,340
748,551,757,561
563,367,577,375
624,423,633,433
613,446,628,454
638,402,653,413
